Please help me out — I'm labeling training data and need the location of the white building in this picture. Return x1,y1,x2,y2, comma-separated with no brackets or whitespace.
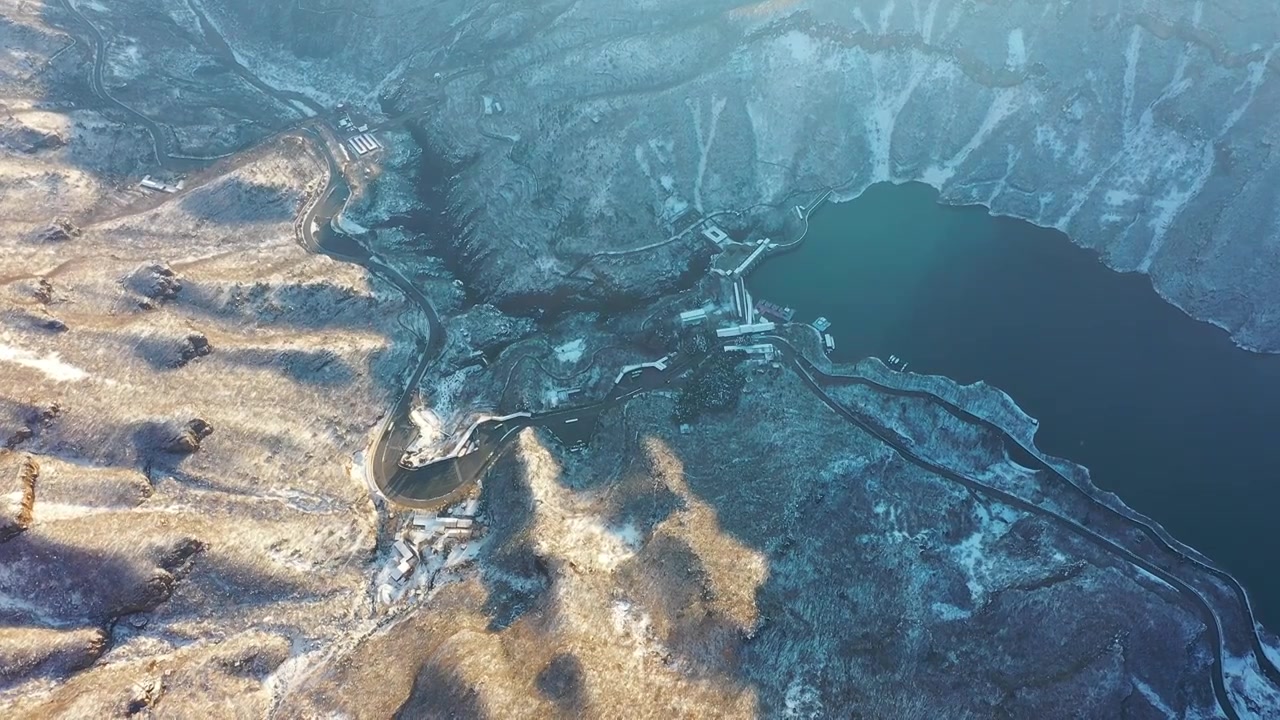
348,133,381,156
724,343,777,361
613,355,671,383
701,223,730,246
139,175,182,194
679,307,709,325
412,513,441,530
716,322,776,339
390,538,418,583
732,238,771,278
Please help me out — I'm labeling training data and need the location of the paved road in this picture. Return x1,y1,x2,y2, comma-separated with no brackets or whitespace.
58,0,188,168
54,0,453,507
787,337,1280,696
49,11,1279,708
292,125,459,506
765,335,1278,720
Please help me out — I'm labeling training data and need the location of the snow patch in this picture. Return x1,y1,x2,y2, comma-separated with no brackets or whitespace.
952,530,987,599
1121,26,1143,137
1138,142,1215,272
1131,677,1177,717
947,501,1021,603
1104,189,1138,207
262,633,317,706
333,214,368,235
1262,640,1280,671
782,30,819,64
405,408,445,455
553,338,585,364
610,600,662,660
1006,29,1026,69
1223,653,1280,718
0,339,88,382
926,85,1028,186
610,521,643,550
556,514,638,570
932,601,971,621
782,672,824,718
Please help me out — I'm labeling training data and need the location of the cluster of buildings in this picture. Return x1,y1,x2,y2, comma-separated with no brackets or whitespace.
756,300,795,323
716,322,775,338
710,237,772,279
336,103,369,133
336,102,381,157
679,216,844,356
390,512,481,584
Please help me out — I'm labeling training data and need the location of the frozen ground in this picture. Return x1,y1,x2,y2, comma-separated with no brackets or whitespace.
4,0,1280,716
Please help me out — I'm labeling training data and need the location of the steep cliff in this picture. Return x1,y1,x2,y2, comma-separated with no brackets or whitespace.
209,0,1280,348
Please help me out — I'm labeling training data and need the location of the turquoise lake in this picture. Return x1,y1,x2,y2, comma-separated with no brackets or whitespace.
749,181,1280,626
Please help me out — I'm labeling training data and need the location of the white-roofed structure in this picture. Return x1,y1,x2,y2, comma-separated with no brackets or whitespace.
613,355,672,384
390,538,418,583
701,223,730,246
732,238,771,277
679,307,709,325
716,322,775,338
348,133,382,156
724,343,777,361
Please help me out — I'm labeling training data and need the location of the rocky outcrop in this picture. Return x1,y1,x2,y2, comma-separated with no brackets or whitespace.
125,263,183,308
0,454,37,542
3,402,60,451
0,117,66,154
10,307,69,333
33,279,55,305
33,218,80,244
169,333,214,368
135,418,214,457
165,418,214,455
436,302,536,370
0,627,108,689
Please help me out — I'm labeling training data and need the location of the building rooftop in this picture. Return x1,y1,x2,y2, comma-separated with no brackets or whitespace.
701,223,730,246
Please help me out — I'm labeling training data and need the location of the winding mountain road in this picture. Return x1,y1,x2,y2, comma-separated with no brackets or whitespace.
765,333,1278,720
792,340,1280,697
53,0,453,507
45,4,1280,712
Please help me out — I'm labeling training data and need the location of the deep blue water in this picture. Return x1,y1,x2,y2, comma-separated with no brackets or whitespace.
749,181,1280,626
